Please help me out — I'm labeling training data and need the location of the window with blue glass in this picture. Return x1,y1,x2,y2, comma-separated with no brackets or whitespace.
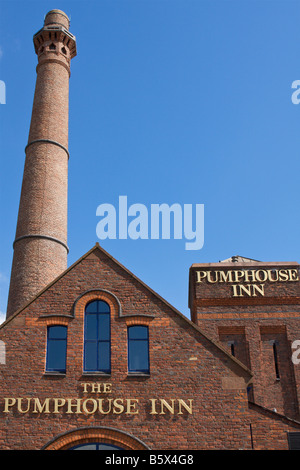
84,300,111,373
46,325,67,373
128,326,150,374
70,442,123,450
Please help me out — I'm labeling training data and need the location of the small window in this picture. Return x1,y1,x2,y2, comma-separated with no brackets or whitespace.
46,325,67,373
271,340,280,380
49,43,56,50
61,46,67,55
84,300,111,373
228,341,235,357
128,326,149,374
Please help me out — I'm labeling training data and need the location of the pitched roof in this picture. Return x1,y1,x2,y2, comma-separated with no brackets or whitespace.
219,255,261,263
0,243,253,380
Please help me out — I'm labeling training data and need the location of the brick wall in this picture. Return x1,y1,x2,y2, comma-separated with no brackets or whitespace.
189,260,300,422
1,245,300,450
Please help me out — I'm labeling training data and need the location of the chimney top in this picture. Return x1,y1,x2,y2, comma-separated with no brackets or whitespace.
44,9,70,30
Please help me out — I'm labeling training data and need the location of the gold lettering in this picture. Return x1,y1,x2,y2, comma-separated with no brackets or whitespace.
244,270,256,283
279,269,289,281
66,398,82,414
53,398,66,414
207,271,218,283
97,398,113,414
3,398,16,413
233,270,245,283
81,382,112,394
0,396,195,416
113,398,125,414
239,284,252,297
288,269,299,282
160,399,175,415
33,398,50,414
91,383,102,393
196,271,207,283
255,270,267,282
81,398,97,414
252,284,265,296
177,399,193,415
17,398,31,413
219,270,233,283
267,269,279,282
232,285,239,297
81,383,90,393
103,383,112,394
125,399,139,414
149,398,158,415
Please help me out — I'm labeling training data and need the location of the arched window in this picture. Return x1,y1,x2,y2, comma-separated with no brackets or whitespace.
46,325,67,373
69,442,123,450
84,300,111,373
128,326,149,374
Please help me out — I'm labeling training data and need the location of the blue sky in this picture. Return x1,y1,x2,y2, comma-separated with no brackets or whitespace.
0,0,299,324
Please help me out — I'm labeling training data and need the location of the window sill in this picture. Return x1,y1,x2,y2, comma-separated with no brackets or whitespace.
81,372,111,377
127,372,150,377
43,371,66,377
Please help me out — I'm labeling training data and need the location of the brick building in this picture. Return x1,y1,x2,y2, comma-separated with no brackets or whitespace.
0,10,300,450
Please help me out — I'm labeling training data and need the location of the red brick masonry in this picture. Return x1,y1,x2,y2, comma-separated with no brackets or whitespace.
0,245,300,449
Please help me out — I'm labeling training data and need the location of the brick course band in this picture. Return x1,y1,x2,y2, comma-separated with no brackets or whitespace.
36,58,71,77
25,139,70,159
13,234,69,253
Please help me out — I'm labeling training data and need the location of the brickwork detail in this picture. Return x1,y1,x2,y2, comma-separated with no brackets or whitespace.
1,245,300,450
43,426,149,450
189,260,300,421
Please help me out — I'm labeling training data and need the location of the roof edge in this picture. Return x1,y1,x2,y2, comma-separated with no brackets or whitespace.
1,244,98,329
190,261,300,268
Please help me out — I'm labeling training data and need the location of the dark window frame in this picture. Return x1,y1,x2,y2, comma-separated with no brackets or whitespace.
127,325,150,374
83,300,111,374
69,442,123,450
46,325,68,373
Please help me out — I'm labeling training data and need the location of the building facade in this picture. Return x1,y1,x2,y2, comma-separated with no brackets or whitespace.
0,10,300,450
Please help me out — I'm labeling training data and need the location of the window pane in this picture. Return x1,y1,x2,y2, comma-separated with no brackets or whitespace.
98,341,110,372
47,339,66,371
74,444,97,450
97,444,121,450
128,326,148,340
84,341,98,371
84,300,111,373
85,314,97,340
71,443,122,450
85,301,98,313
98,314,110,340
98,301,110,313
128,340,149,372
48,325,67,340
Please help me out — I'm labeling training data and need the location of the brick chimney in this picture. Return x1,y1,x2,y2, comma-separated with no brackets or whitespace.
6,10,77,318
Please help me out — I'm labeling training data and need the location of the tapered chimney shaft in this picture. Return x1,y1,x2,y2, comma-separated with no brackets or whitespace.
6,10,77,318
